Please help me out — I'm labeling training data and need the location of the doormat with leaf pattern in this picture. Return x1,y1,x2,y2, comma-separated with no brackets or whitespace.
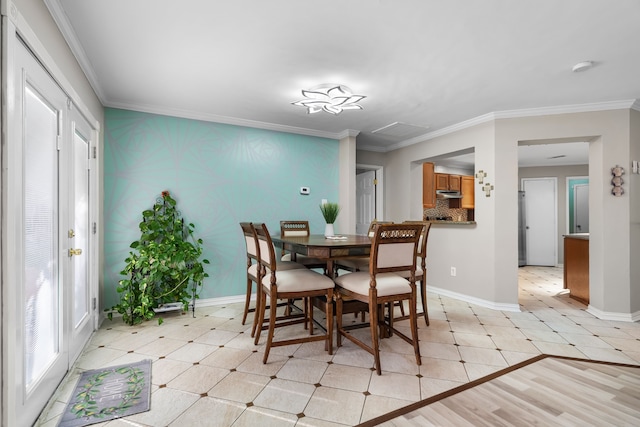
58,359,152,427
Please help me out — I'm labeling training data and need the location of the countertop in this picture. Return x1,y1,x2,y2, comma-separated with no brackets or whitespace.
426,220,476,225
564,233,589,240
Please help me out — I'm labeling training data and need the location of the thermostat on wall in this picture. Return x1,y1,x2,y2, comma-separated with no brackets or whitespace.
300,187,310,195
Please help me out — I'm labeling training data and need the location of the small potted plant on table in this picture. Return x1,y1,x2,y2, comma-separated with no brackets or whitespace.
320,202,340,237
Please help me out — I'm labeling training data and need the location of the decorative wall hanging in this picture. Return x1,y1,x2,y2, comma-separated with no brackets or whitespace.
475,170,487,184
611,165,625,196
482,182,494,197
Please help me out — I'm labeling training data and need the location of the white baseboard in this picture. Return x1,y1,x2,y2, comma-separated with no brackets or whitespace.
427,286,521,313
587,305,640,322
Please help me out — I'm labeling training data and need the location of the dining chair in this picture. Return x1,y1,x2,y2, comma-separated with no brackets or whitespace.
334,223,422,375
393,221,432,325
334,220,393,273
239,222,306,338
253,223,335,363
279,220,327,272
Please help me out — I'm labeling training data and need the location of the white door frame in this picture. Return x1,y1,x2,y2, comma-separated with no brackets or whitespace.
2,7,101,426
566,176,589,234
521,177,558,266
356,163,384,221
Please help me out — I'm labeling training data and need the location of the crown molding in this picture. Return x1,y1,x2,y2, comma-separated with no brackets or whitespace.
44,0,106,102
493,99,638,119
337,129,360,139
378,99,639,152
105,101,345,141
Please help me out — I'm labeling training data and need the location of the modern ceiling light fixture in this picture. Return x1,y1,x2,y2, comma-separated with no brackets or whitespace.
572,61,593,72
292,84,366,115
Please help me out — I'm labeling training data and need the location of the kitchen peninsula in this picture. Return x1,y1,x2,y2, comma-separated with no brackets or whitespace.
426,218,476,225
564,233,589,304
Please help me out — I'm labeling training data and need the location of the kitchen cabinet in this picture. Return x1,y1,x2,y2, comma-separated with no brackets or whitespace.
460,175,474,208
435,173,461,191
422,162,436,208
449,175,475,210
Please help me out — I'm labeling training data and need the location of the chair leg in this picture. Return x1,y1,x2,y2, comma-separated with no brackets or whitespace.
250,280,261,338
242,277,252,326
410,292,422,366
370,300,382,375
263,289,279,364
336,294,343,348
254,289,267,345
325,290,334,354
420,279,429,326
307,297,314,336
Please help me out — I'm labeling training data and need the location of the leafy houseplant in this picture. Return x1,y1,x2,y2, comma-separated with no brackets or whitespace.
320,202,340,236
108,191,209,325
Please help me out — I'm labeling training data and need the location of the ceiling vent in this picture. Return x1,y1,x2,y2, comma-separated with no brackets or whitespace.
371,122,430,139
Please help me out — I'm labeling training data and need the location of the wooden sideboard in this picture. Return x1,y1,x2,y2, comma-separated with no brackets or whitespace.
563,234,589,304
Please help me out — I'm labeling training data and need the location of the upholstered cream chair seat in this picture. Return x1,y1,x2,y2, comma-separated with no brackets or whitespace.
253,223,335,364
334,223,422,375
393,221,432,325
239,222,305,338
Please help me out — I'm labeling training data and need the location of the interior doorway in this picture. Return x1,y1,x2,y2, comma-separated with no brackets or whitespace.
521,177,558,266
355,164,384,235
568,178,589,233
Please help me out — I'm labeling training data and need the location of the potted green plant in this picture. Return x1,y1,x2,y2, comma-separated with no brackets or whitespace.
319,202,340,236
107,190,209,325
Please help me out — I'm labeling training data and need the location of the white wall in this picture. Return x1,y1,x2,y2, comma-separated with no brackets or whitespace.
498,109,633,318
373,121,519,309
368,108,639,319
629,108,640,314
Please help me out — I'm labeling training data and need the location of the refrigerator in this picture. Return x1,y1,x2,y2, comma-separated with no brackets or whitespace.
518,191,526,266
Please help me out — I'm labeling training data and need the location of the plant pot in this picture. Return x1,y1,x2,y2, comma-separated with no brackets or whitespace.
324,223,334,237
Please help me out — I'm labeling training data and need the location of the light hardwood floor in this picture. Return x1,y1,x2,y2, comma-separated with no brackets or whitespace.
361,355,640,426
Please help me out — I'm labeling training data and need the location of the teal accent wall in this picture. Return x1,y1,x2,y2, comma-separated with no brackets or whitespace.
104,108,339,309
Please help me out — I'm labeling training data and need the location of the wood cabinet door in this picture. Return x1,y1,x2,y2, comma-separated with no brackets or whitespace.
461,176,475,208
435,173,449,190
449,175,461,191
422,163,436,208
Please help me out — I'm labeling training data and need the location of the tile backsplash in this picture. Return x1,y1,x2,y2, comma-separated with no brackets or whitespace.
423,199,469,221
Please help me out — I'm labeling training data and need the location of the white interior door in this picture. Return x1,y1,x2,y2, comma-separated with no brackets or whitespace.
574,183,589,233
67,107,95,362
356,170,376,235
16,38,69,427
522,178,557,266
9,37,96,427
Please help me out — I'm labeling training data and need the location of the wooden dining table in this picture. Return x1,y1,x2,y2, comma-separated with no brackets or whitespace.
271,233,372,330
270,233,372,277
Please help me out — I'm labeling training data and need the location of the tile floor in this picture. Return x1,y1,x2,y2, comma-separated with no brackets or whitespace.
37,266,640,426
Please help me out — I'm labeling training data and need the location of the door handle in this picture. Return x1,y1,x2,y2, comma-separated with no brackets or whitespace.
69,248,83,257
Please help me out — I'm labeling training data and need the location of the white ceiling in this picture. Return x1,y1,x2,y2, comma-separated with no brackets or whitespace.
48,0,638,165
